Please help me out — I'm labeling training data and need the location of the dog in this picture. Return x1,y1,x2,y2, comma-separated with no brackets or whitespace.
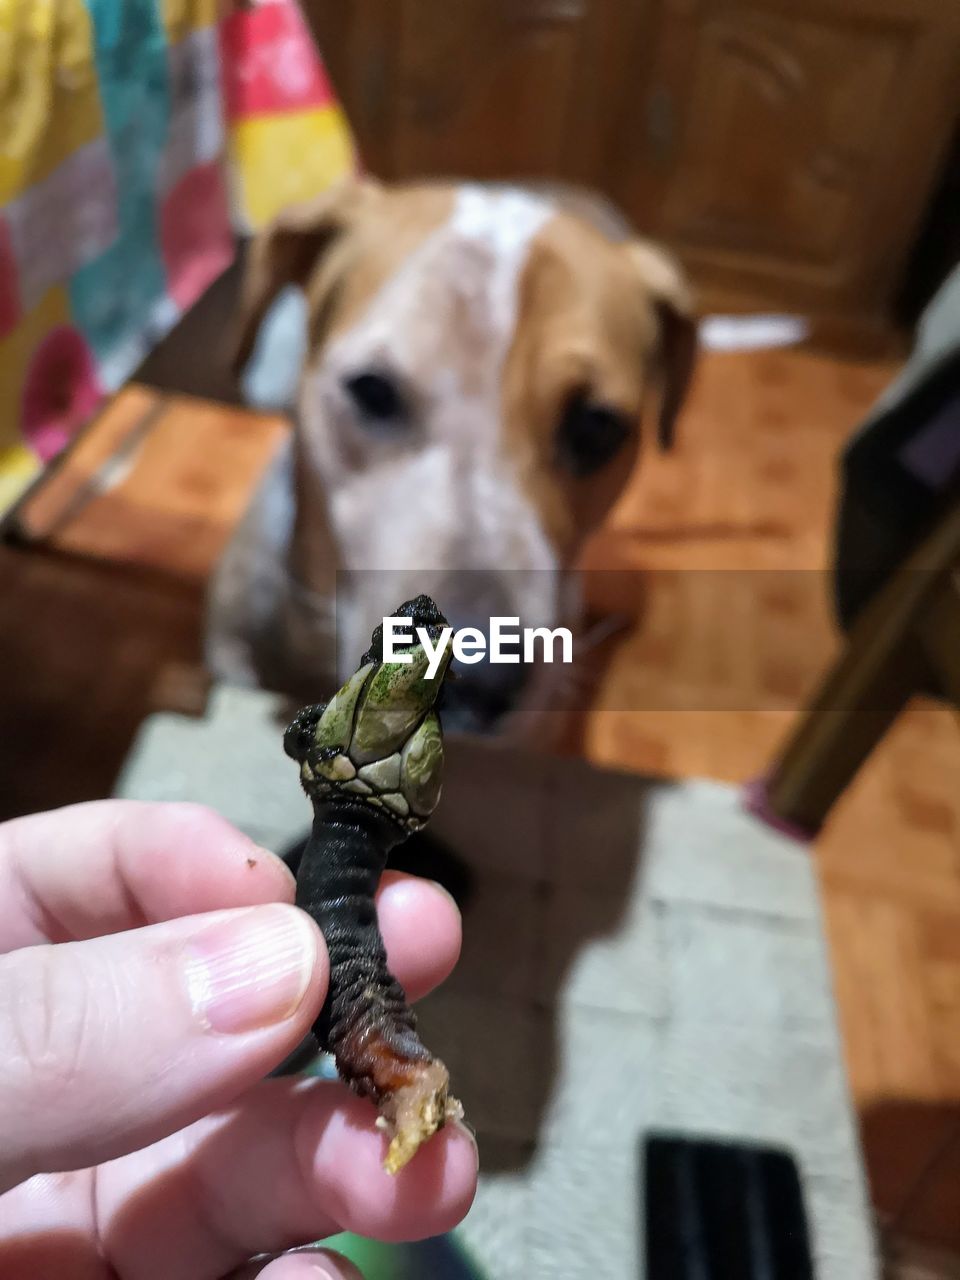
206,178,696,734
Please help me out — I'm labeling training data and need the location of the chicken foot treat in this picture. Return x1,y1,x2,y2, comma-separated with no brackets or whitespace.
283,595,463,1173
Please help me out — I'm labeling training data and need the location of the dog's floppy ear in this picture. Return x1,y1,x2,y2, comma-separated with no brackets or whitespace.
626,241,698,450
231,177,382,381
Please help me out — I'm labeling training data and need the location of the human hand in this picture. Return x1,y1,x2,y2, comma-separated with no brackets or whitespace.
0,801,476,1279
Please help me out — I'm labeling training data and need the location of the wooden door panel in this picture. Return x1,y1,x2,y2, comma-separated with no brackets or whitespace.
303,0,635,186
306,0,960,328
614,0,960,317
393,0,590,179
668,11,901,265
299,0,400,178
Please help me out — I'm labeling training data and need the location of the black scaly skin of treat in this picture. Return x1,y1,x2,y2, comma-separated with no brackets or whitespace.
358,592,449,667
295,800,430,1098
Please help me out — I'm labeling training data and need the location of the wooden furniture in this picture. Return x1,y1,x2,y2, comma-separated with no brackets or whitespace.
761,488,960,835
304,0,960,342
5,386,286,585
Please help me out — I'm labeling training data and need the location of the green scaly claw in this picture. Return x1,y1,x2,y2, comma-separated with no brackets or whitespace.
283,595,452,831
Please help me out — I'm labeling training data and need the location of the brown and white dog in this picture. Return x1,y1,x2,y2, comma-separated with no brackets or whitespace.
207,178,696,733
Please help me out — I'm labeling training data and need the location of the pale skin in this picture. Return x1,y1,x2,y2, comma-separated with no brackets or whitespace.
0,800,477,1279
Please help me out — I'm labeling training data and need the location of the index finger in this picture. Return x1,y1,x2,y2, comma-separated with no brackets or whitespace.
0,801,297,952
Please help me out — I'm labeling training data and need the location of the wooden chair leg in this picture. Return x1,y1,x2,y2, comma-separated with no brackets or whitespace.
762,500,960,834
917,572,960,708
765,627,928,835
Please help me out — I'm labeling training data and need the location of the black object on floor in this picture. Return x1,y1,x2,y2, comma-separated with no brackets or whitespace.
644,1133,814,1279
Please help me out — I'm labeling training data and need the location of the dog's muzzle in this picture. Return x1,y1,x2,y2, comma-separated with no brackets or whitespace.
440,618,531,734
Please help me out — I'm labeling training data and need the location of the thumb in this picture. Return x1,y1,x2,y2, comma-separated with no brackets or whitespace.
0,904,326,1192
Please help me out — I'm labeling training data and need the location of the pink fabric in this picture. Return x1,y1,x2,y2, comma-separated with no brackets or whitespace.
21,326,102,463
220,1,336,121
0,217,20,339
160,162,234,310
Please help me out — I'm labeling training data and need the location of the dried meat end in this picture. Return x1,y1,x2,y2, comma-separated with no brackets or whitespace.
377,1059,463,1174
333,1023,461,1172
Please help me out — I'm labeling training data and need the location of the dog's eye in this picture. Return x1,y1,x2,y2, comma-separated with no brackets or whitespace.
556,396,632,477
344,372,405,423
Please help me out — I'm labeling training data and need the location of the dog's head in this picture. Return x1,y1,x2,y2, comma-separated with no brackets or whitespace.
233,179,696,730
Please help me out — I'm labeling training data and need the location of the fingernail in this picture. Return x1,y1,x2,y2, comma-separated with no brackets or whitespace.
425,877,461,915
455,1119,480,1165
385,874,460,918
185,905,318,1033
255,844,298,892
276,1250,357,1279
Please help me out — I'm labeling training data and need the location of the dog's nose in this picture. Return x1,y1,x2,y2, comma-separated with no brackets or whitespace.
441,617,529,733
444,653,528,733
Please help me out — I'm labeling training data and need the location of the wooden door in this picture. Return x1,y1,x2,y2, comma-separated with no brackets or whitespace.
612,0,960,326
309,0,636,187
303,0,960,334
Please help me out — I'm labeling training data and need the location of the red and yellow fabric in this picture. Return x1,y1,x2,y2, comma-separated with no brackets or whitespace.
0,0,356,513
220,0,356,230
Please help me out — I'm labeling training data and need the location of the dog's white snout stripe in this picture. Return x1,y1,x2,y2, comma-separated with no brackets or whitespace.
449,186,554,377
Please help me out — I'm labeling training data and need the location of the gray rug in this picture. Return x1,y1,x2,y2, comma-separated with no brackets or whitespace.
117,685,878,1279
